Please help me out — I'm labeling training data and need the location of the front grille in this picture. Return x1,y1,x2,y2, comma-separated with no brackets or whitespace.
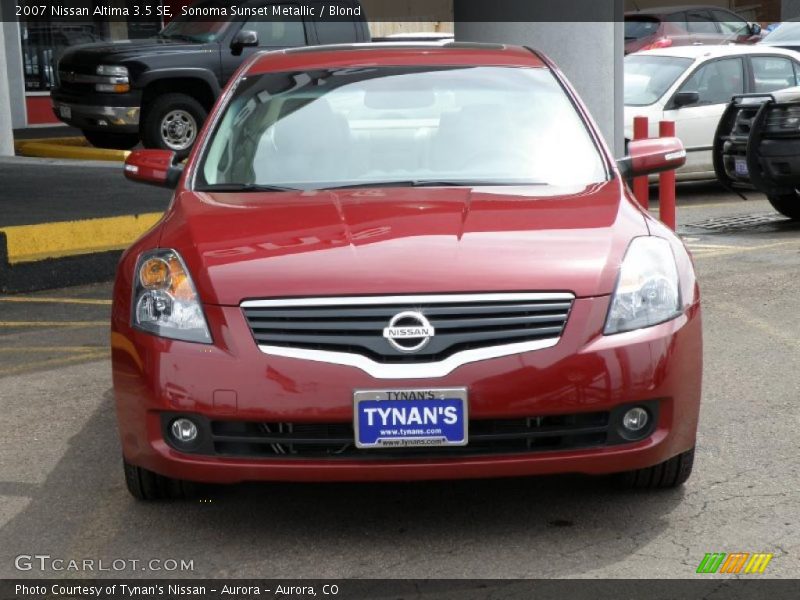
242,294,574,363
56,68,96,94
209,411,611,459
763,105,800,136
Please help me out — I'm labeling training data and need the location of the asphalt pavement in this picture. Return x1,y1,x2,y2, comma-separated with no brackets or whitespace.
0,158,171,227
0,182,798,579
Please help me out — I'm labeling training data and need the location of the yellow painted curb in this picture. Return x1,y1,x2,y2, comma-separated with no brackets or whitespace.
15,137,130,162
0,213,163,264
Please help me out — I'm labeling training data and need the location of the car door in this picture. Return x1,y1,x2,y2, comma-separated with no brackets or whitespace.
664,57,745,174
220,2,309,82
685,9,722,46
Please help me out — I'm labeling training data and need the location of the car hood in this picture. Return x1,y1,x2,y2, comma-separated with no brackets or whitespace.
159,180,648,306
58,38,211,67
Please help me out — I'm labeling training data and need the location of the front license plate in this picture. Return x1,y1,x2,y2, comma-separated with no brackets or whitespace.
735,158,749,177
354,388,468,449
59,105,71,120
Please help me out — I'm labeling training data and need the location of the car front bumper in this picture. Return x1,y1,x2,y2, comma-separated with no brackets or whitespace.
112,297,703,484
51,100,140,134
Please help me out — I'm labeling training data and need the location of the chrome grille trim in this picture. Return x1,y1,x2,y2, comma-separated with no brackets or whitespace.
256,338,561,379
242,293,574,379
241,292,575,308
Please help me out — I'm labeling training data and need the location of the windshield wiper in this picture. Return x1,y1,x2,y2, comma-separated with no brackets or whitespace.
197,183,299,193
320,180,543,190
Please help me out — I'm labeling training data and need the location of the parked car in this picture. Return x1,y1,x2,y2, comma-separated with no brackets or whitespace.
625,45,800,180
714,88,800,219
50,0,368,155
758,20,800,51
115,42,700,500
625,6,762,54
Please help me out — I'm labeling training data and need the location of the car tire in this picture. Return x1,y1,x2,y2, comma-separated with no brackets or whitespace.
82,130,139,150
767,193,800,220
123,458,195,501
617,447,695,490
140,93,207,157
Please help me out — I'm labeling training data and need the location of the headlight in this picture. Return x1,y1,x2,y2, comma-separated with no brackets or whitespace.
132,249,212,343
96,65,128,77
95,65,130,93
604,237,681,335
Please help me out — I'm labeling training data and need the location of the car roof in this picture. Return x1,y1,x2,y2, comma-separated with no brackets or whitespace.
245,42,546,75
625,5,734,17
629,44,800,60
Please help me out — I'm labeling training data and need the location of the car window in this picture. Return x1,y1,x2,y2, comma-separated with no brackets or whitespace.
752,56,799,92
679,58,744,106
245,5,306,47
624,18,661,41
761,21,800,44
686,10,719,34
624,55,692,106
199,66,608,190
712,10,750,36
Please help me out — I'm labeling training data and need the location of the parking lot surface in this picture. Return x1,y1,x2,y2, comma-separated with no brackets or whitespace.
0,182,798,579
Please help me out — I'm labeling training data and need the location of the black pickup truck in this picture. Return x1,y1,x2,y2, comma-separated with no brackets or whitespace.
714,88,800,220
51,0,369,155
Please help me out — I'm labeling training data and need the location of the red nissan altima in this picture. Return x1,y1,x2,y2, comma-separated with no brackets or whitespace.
115,43,701,500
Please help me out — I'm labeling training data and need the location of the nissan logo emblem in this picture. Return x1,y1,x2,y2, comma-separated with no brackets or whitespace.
382,311,435,354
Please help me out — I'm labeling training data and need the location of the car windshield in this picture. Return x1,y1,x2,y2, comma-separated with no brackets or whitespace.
157,1,229,43
624,54,693,106
197,66,607,190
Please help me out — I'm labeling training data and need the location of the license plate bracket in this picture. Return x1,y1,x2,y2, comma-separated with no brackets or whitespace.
353,388,468,449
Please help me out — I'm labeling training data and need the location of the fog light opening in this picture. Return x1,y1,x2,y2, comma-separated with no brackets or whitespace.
170,418,198,443
622,407,649,432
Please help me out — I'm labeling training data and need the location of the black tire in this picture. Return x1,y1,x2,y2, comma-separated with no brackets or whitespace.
123,458,195,501
82,130,139,150
140,93,207,157
767,193,800,220
617,447,695,490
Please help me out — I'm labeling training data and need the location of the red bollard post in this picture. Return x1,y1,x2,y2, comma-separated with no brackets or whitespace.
659,120,676,231
632,116,650,209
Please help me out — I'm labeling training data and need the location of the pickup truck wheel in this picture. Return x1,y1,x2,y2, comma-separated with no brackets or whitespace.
141,93,207,157
768,193,800,221
617,447,695,490
82,130,139,150
123,458,195,501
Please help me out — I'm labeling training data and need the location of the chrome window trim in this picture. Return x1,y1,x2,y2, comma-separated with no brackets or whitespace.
256,338,561,379
241,292,575,308
243,292,573,378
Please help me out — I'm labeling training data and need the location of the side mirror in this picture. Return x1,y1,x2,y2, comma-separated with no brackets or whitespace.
672,91,700,108
749,22,762,36
618,137,686,178
124,149,182,188
231,29,258,55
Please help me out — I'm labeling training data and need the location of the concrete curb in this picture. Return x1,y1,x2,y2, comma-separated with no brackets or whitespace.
0,213,163,293
14,137,130,162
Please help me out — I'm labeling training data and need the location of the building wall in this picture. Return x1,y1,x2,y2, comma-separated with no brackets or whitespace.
360,0,453,37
